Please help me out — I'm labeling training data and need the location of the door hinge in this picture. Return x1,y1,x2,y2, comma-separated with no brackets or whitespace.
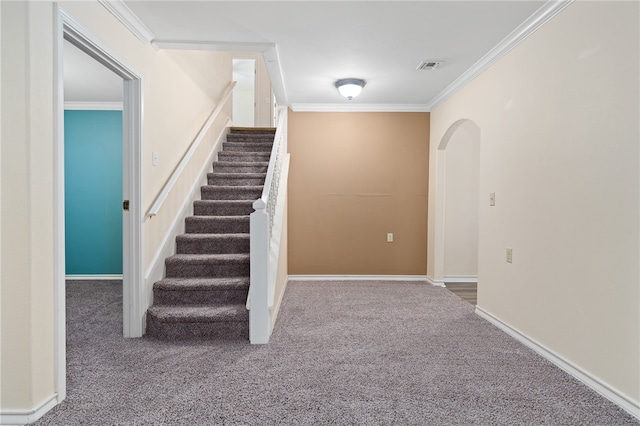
123,200,130,211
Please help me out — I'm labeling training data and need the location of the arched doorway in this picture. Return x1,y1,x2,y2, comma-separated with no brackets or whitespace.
433,119,481,287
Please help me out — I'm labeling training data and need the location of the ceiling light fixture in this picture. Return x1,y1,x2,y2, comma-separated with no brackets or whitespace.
335,78,366,100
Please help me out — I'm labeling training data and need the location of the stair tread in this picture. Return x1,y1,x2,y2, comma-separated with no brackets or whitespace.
186,216,249,221
177,233,249,240
215,161,269,166
154,277,249,290
167,253,250,262
202,185,264,189
147,304,248,323
208,172,267,177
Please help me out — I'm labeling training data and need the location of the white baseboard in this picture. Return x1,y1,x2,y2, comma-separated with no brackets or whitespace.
288,275,429,282
443,275,478,284
0,394,58,425
475,307,640,420
144,123,231,305
65,274,123,280
426,276,446,287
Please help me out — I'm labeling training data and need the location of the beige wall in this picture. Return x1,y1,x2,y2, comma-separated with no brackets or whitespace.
443,121,480,277
1,0,232,414
429,1,639,404
288,111,429,275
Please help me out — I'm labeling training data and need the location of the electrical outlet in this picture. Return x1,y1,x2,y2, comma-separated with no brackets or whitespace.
152,151,158,166
506,248,513,263
387,233,393,243
490,192,495,206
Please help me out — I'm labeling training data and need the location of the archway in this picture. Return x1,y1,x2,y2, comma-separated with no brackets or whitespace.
433,119,481,285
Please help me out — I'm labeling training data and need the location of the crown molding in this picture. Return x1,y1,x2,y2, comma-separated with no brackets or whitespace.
290,103,430,112
425,0,574,110
152,40,275,52
98,0,156,48
64,101,123,110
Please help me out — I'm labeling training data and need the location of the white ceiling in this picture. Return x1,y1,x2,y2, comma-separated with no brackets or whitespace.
64,40,123,103
124,0,547,108
65,1,552,108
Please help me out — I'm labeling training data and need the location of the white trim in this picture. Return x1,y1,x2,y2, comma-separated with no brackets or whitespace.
147,83,235,218
425,0,574,110
476,307,640,420
64,101,123,110
443,275,478,284
426,276,446,287
263,46,288,107
65,274,123,280
0,394,58,425
153,40,274,52
290,103,431,113
288,275,430,282
144,122,231,282
97,0,155,47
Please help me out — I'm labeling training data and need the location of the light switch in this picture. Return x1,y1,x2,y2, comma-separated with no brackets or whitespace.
387,233,394,243
152,151,158,166
490,192,496,206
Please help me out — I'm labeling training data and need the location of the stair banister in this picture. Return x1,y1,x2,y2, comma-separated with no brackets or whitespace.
249,107,288,344
147,81,236,218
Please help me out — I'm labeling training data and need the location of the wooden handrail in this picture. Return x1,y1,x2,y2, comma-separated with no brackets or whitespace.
147,81,236,218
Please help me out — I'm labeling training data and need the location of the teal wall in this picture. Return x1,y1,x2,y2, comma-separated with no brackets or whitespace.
64,110,123,275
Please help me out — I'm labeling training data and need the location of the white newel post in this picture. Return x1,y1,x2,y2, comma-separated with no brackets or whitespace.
249,199,271,344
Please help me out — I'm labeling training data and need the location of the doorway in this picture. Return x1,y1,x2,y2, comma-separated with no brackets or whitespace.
232,58,256,127
433,119,481,285
54,5,144,403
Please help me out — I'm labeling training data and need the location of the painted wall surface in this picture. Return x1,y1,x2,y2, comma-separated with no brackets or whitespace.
1,1,56,411
1,0,232,415
288,111,429,275
443,122,479,277
64,110,123,275
429,1,639,404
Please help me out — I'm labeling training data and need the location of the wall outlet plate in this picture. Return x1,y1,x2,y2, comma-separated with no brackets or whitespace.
506,248,513,263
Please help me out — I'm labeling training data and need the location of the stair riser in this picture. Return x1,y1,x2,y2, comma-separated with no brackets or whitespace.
218,152,271,162
193,201,254,216
226,134,275,143
165,259,249,278
185,218,249,234
201,187,262,200
153,288,248,306
207,175,266,186
223,143,272,152
213,164,269,173
176,236,249,254
146,315,248,340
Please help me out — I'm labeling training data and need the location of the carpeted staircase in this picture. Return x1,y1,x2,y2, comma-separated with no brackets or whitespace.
146,127,276,340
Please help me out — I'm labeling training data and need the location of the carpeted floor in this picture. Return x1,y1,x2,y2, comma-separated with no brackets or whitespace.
37,280,637,425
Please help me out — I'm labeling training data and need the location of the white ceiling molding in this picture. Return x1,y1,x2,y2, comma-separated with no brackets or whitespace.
64,101,123,111
263,46,288,107
152,40,275,52
425,0,574,111
290,104,430,113
98,0,156,48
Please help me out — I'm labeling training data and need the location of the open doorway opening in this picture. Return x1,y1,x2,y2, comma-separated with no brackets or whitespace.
63,40,124,280
232,58,256,127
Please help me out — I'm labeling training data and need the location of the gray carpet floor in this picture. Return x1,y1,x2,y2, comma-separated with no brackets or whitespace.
37,280,637,425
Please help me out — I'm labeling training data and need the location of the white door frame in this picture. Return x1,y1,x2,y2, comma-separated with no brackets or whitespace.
53,5,144,402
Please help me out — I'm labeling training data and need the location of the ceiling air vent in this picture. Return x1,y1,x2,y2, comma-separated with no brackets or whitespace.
416,60,442,71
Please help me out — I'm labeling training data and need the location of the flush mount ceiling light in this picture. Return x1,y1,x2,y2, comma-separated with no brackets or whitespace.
335,78,366,100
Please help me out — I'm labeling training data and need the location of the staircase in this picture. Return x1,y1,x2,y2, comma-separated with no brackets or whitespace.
146,127,276,340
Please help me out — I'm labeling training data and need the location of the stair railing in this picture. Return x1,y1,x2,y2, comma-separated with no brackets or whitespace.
147,81,236,218
249,107,289,344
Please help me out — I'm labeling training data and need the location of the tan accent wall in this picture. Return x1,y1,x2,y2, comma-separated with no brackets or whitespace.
288,111,429,275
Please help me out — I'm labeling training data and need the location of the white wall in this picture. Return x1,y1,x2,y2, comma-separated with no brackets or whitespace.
1,0,232,416
443,121,480,278
429,0,639,406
